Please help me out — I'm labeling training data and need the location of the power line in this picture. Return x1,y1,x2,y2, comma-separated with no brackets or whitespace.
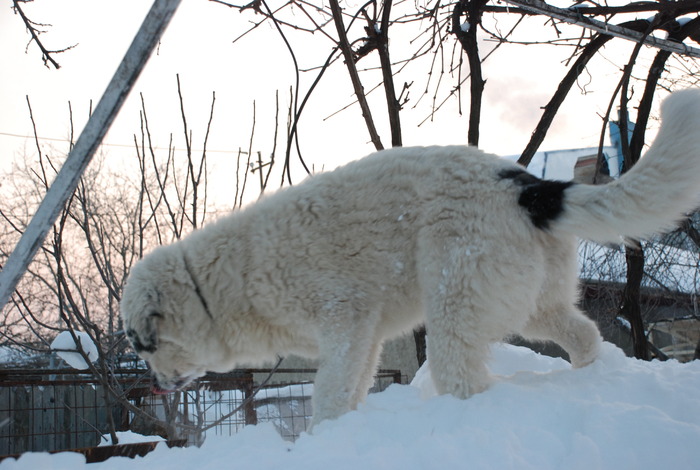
0,130,242,155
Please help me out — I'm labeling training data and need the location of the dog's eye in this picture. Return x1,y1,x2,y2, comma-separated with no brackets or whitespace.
126,310,160,354
126,328,157,353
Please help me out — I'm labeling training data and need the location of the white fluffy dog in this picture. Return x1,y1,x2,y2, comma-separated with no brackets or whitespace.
121,89,700,427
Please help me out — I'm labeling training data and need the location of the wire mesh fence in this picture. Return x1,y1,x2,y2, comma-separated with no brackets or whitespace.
0,367,404,457
578,238,700,360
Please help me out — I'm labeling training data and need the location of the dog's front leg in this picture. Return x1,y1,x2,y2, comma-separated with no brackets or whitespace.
310,312,381,429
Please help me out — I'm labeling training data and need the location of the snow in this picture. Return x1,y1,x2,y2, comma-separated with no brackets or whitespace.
50,331,98,370
3,342,700,469
98,432,165,447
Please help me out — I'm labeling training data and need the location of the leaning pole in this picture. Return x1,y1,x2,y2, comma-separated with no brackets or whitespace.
0,0,183,312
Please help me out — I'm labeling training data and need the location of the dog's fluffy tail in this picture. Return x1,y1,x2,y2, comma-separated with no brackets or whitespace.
555,89,700,243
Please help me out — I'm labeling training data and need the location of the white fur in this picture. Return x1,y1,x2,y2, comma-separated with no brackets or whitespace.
560,89,700,243
121,89,700,427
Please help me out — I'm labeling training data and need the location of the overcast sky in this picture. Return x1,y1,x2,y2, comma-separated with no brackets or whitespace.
0,0,668,188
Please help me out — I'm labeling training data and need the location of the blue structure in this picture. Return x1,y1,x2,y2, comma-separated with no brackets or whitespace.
608,109,636,175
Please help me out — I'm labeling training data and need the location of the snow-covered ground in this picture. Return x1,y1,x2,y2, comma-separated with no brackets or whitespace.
2,342,699,470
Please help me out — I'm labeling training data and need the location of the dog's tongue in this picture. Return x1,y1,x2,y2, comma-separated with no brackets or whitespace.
151,384,174,395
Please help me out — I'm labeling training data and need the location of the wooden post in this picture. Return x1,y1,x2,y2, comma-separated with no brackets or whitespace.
242,372,258,426
502,0,700,58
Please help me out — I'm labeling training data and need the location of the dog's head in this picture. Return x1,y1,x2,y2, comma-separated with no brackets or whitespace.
120,245,226,393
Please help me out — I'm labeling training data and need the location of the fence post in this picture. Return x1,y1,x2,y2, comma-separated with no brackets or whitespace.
242,372,257,426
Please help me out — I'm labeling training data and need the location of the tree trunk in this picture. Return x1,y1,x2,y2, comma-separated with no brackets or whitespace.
620,242,650,360
452,0,488,147
414,326,427,367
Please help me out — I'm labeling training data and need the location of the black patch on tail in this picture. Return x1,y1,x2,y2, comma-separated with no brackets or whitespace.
499,168,575,230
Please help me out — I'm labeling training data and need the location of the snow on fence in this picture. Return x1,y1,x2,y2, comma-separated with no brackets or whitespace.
0,368,403,457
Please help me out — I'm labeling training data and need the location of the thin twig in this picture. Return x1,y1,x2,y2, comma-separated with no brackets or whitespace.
11,0,77,69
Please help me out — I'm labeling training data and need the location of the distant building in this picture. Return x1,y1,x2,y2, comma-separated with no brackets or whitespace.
510,114,633,183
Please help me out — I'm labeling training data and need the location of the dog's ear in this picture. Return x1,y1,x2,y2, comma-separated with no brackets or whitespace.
127,311,161,354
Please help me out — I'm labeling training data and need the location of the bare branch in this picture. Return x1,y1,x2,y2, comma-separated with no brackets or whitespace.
11,0,77,69
452,0,488,147
329,0,385,150
518,19,652,166
374,0,403,147
502,0,700,59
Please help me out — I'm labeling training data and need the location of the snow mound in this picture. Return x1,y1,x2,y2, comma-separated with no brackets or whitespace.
50,331,98,370
3,342,700,470
411,342,571,399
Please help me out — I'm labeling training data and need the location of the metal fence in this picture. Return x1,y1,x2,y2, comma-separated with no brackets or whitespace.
0,368,403,457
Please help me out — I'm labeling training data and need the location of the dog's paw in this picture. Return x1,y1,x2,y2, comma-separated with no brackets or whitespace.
438,374,492,399
570,339,601,369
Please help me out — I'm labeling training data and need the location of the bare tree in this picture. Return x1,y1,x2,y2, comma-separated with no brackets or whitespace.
0,77,283,443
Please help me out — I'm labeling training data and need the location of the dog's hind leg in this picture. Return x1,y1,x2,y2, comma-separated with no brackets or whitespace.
418,240,502,399
417,224,543,399
522,304,602,368
426,320,492,399
521,236,602,368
